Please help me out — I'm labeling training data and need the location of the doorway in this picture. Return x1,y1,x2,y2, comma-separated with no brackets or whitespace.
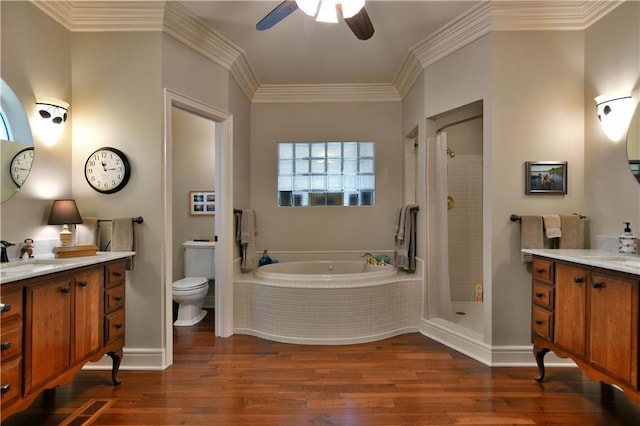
163,89,234,367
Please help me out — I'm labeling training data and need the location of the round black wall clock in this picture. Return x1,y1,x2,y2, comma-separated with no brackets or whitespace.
84,147,131,194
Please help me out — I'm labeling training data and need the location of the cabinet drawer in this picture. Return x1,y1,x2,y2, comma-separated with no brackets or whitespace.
532,283,554,309
532,306,553,340
0,321,22,360
106,261,126,287
1,356,22,404
0,288,22,324
105,285,125,314
532,258,554,284
105,310,125,344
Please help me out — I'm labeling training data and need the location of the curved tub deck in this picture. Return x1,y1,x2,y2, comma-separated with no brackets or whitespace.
234,260,422,345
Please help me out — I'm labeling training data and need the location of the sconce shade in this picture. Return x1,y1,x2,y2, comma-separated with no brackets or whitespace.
48,199,83,225
595,95,635,142
36,97,69,124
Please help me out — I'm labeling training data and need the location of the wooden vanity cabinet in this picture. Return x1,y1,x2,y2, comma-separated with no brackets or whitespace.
531,255,640,404
0,259,126,421
0,284,23,406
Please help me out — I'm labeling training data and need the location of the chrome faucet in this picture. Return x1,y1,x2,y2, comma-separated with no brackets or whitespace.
1,241,15,263
362,252,381,266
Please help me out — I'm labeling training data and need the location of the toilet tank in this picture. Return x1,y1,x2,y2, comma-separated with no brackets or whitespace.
183,240,215,279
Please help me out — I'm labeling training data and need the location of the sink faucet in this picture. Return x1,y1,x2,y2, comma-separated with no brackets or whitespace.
1,241,15,263
362,252,381,266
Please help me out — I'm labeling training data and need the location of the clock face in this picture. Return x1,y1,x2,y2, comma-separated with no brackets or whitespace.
84,147,131,194
10,147,35,187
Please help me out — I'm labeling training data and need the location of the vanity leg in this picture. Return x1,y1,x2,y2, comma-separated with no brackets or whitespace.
533,345,550,382
107,348,123,386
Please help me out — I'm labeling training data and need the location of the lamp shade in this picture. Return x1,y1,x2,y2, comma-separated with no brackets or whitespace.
48,199,83,225
595,95,635,142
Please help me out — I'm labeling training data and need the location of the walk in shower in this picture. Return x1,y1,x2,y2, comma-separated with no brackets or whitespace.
427,102,484,338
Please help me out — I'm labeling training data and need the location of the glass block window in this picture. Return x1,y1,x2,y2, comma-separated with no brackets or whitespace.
278,141,375,207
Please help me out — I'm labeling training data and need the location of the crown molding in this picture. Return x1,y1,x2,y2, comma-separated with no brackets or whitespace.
31,1,165,32
162,1,259,99
491,0,624,31
252,84,401,104
29,1,625,103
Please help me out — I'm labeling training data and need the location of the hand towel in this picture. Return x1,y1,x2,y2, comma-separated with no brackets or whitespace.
394,204,418,271
240,209,258,271
559,214,585,249
542,215,562,239
111,218,136,270
520,215,543,263
76,217,99,246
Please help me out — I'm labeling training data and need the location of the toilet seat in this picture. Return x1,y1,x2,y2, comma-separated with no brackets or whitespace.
172,277,208,292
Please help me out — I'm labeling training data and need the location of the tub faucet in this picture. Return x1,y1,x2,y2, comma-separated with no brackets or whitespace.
1,241,15,263
362,252,380,266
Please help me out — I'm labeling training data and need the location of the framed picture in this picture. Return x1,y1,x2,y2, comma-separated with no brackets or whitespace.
525,161,567,195
629,160,640,184
189,190,215,215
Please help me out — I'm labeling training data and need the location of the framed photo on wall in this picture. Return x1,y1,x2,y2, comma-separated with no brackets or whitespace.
525,161,567,195
189,190,215,215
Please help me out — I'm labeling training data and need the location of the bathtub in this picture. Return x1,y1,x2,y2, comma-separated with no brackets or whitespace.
234,259,422,345
254,260,397,285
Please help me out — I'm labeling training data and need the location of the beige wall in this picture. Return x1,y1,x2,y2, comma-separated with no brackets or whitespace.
585,1,640,242
492,30,585,346
0,1,72,242
171,107,216,281
250,101,403,253
71,31,164,349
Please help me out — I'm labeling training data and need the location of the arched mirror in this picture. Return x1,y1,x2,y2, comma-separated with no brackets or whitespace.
1,79,34,202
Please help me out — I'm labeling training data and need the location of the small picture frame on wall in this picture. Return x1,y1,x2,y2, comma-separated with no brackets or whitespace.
189,190,215,215
525,161,567,195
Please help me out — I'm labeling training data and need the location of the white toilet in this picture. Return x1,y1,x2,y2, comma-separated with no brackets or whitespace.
172,240,215,326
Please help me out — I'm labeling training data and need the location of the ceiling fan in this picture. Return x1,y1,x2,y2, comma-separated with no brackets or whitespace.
256,0,375,41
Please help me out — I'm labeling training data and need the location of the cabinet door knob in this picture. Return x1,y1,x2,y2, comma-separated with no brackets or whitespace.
1,384,11,394
535,319,543,325
0,303,11,313
114,296,123,302
114,271,123,277
78,280,88,287
115,323,123,329
1,341,11,351
535,292,544,298
592,282,603,289
573,276,584,284
61,286,71,294
535,268,545,274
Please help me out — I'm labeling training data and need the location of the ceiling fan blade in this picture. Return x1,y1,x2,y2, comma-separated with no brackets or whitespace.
341,6,374,40
256,1,299,31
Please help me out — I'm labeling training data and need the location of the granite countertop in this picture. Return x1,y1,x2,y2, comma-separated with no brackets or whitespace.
0,251,135,285
522,248,640,276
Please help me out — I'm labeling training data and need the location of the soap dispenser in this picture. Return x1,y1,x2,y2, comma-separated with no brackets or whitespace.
619,222,638,254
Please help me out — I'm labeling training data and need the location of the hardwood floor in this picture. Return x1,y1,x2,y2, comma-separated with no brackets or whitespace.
4,309,640,425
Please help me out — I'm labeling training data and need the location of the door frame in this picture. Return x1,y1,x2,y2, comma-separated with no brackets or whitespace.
162,88,234,367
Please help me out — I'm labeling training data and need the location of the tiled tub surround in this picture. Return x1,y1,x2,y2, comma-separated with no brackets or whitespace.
234,259,422,345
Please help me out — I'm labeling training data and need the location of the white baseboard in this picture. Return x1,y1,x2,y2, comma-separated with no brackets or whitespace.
82,347,169,371
420,319,576,367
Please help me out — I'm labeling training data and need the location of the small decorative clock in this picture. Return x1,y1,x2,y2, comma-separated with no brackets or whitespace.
10,147,35,187
84,147,131,194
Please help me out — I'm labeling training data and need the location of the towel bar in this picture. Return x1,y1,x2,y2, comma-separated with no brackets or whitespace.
510,213,586,222
98,216,144,224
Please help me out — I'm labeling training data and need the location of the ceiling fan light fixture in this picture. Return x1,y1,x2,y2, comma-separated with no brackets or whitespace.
316,0,339,23
296,0,319,17
340,0,365,18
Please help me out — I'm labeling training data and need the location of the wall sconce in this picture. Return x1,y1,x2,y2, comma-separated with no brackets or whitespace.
595,95,635,142
47,199,82,247
35,97,69,146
